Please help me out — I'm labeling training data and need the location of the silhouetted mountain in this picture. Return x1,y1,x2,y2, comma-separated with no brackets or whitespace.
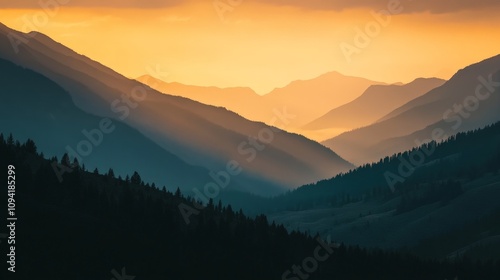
304,78,445,132
136,74,271,122
139,72,384,141
0,23,353,196
0,57,211,192
322,55,500,165
1,135,498,279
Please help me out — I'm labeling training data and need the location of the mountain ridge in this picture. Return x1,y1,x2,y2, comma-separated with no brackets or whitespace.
304,77,445,131
322,54,500,165
0,23,354,196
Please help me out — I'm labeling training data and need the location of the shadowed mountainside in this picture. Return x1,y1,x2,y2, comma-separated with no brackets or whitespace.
2,135,498,279
265,122,500,257
0,57,213,193
0,23,353,196
322,55,500,165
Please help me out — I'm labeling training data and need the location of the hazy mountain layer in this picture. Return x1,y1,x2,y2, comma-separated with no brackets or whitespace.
304,78,445,132
0,23,353,195
322,55,500,165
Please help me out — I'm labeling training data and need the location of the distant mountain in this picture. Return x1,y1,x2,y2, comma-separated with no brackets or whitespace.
263,71,385,128
322,55,500,165
304,78,445,131
136,75,273,124
0,23,353,195
139,72,383,141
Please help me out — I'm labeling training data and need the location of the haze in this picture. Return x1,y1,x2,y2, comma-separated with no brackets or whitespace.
2,0,499,94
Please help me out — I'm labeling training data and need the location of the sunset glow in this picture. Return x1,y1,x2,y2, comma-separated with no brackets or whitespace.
1,1,499,94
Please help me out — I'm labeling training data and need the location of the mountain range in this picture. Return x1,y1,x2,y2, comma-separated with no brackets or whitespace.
0,23,353,196
0,20,499,279
304,77,446,132
138,71,384,141
266,121,500,256
323,55,500,165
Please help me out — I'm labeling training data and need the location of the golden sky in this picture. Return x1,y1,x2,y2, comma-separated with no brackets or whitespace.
1,0,500,94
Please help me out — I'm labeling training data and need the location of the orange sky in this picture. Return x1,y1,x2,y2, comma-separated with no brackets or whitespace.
1,1,499,94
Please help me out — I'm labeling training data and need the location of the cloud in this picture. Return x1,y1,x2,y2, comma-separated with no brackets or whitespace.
48,16,111,28
256,0,500,14
2,0,499,14
0,0,185,9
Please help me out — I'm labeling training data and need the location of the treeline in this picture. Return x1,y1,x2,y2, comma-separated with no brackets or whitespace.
1,133,499,279
266,122,500,212
396,180,464,214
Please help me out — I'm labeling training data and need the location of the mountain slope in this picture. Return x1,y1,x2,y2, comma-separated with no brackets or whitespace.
266,122,500,255
322,55,500,165
263,71,384,127
139,72,384,141
304,78,445,131
0,57,212,191
136,75,271,123
3,137,496,279
0,23,354,195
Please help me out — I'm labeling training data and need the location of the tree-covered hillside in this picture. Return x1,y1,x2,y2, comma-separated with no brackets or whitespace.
1,133,499,279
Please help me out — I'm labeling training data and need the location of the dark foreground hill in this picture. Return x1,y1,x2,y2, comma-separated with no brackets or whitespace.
1,134,499,279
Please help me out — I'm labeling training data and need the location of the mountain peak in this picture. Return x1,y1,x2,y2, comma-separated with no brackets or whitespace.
451,54,500,80
410,77,445,83
0,22,12,34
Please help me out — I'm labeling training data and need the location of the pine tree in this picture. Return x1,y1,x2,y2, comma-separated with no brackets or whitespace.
61,153,70,166
7,133,14,146
175,187,182,198
73,158,80,169
131,171,142,185
24,138,37,154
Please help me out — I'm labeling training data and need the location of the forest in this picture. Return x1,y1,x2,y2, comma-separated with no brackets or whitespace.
1,132,499,279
